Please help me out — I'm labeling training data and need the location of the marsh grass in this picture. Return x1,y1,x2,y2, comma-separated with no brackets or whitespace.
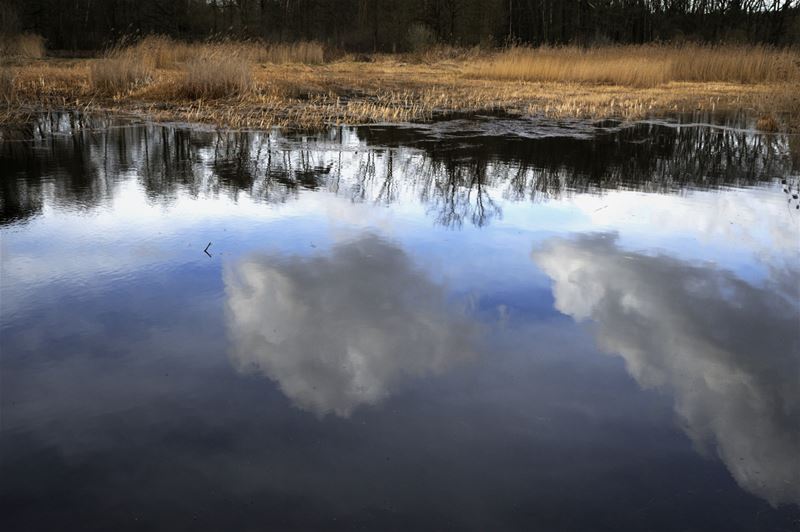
0,67,14,103
0,33,45,59
408,44,486,64
671,45,799,83
90,43,154,94
252,41,324,64
757,115,779,132
130,35,193,69
178,56,252,98
4,43,797,131
127,35,324,68
478,45,800,87
90,37,324,97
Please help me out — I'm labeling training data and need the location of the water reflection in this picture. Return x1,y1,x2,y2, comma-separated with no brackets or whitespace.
3,113,800,530
359,117,796,196
2,112,795,228
533,234,800,506
225,235,478,416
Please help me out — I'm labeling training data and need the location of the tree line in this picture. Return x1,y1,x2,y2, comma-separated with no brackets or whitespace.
2,0,798,51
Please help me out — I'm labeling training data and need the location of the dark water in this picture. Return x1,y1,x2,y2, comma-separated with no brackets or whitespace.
1,113,799,531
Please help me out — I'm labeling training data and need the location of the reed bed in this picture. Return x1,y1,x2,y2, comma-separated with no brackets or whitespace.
0,67,14,104
90,58,149,94
129,35,193,69
0,33,45,59
3,44,797,132
670,45,798,82
179,56,252,98
252,41,325,64
90,48,153,94
90,36,323,96
126,35,324,68
477,45,800,87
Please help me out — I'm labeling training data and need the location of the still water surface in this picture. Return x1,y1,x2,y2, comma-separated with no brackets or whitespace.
1,114,799,531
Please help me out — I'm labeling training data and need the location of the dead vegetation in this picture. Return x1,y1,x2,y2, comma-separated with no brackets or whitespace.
475,45,800,87
123,35,324,68
0,67,15,104
2,36,798,132
89,44,154,94
0,33,45,59
179,56,252,98
86,36,324,97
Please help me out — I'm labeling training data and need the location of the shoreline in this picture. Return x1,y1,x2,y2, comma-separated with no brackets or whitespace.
2,57,797,132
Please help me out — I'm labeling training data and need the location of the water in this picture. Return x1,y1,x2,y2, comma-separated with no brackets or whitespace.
1,113,799,531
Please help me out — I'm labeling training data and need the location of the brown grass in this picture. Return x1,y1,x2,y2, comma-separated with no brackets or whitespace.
90,37,321,96
0,67,14,104
126,35,324,68
0,33,45,59
129,35,193,69
3,43,798,132
477,45,800,87
406,44,487,64
179,56,252,98
90,44,154,94
756,115,779,132
252,41,324,64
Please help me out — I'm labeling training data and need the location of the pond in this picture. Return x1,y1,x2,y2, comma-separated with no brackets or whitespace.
1,113,799,531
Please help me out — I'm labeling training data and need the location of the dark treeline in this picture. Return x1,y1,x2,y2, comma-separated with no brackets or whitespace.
1,0,798,51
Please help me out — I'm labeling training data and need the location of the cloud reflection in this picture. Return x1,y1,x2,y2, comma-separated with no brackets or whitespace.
224,235,477,417
532,234,800,506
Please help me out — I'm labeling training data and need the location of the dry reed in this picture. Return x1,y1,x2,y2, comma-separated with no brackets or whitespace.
125,35,324,68
130,35,193,69
251,41,324,64
89,36,322,97
179,56,252,98
3,45,797,131
0,33,45,59
756,115,779,132
477,45,800,87
90,43,154,94
0,67,14,103
671,45,799,83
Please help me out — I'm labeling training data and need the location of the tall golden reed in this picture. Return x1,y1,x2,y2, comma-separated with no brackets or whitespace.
477,45,800,87
127,35,324,68
0,67,15,103
90,44,154,94
89,36,324,96
0,33,45,59
180,56,252,98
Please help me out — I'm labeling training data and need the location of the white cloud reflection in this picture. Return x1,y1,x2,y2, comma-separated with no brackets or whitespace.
224,235,477,417
533,233,800,507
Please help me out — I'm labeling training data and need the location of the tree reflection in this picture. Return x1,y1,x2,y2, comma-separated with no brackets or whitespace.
0,115,110,224
2,113,795,228
421,158,501,228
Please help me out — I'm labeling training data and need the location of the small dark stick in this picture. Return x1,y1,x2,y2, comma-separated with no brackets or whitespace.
204,242,212,257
